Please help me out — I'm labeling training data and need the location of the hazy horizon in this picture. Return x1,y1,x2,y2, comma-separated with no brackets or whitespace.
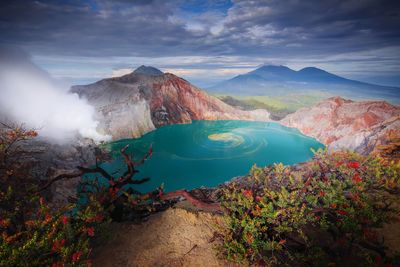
63,64,400,89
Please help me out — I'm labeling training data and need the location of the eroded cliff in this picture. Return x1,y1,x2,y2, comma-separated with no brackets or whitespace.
71,67,270,140
281,97,400,156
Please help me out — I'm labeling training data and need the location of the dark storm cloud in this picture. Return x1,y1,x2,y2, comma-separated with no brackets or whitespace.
0,0,193,56
1,0,399,58
1,0,399,86
219,0,400,56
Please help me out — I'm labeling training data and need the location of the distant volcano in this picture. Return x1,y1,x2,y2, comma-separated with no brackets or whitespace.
208,65,400,103
133,65,163,76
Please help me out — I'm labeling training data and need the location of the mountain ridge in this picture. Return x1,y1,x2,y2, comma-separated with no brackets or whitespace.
281,96,400,155
71,70,270,140
132,65,163,76
209,65,400,103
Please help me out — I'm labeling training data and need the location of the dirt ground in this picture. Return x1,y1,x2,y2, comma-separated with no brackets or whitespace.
92,202,400,267
92,207,241,267
381,220,400,257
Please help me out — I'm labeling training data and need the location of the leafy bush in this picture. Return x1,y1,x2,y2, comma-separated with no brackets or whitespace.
0,122,210,266
220,149,400,266
0,124,109,266
0,196,108,266
0,123,157,266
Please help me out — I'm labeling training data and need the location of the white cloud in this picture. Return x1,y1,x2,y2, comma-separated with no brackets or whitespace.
112,68,133,77
0,61,111,143
164,67,252,77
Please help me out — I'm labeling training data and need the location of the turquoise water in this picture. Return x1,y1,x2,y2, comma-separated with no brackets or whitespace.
97,121,324,193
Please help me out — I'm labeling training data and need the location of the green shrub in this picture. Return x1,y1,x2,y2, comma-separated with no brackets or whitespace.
0,124,109,266
220,149,400,266
0,196,108,266
0,124,155,266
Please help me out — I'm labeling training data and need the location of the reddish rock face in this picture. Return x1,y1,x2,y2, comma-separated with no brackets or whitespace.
72,72,270,140
149,74,270,127
281,97,400,155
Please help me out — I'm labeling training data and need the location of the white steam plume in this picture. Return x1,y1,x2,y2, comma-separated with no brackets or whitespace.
0,49,110,143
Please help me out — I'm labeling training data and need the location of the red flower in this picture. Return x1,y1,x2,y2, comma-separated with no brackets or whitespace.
0,219,9,227
304,178,311,187
347,161,360,169
278,239,286,246
108,187,119,198
255,196,263,202
26,130,38,137
243,189,253,199
330,203,337,209
319,191,326,196
45,213,52,222
72,251,83,262
62,216,68,225
87,213,104,223
337,210,348,216
87,227,95,237
245,232,253,244
94,214,104,222
349,192,360,202
52,239,65,252
352,173,362,183
335,161,344,167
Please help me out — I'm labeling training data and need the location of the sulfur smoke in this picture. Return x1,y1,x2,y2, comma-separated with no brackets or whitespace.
0,48,110,143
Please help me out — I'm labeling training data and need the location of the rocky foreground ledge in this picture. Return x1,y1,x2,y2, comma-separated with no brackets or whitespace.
92,208,239,267
281,96,400,157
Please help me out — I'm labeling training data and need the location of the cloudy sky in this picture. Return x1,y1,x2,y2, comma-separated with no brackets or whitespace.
1,0,399,87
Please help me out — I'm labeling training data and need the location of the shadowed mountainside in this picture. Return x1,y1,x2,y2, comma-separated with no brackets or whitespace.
209,65,400,103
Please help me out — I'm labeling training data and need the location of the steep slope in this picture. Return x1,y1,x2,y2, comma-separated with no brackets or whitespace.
281,97,400,155
209,65,400,103
71,67,270,140
133,65,163,76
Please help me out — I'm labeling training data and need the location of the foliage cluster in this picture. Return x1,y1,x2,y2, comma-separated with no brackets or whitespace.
0,124,159,266
220,150,400,266
0,124,108,266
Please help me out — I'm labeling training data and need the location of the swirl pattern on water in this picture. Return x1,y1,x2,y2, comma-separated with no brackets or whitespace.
168,122,268,160
103,120,324,192
208,133,243,144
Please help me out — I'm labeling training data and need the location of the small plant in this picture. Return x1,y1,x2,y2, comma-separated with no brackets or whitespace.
0,123,106,266
0,122,214,266
0,123,160,266
220,149,400,266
